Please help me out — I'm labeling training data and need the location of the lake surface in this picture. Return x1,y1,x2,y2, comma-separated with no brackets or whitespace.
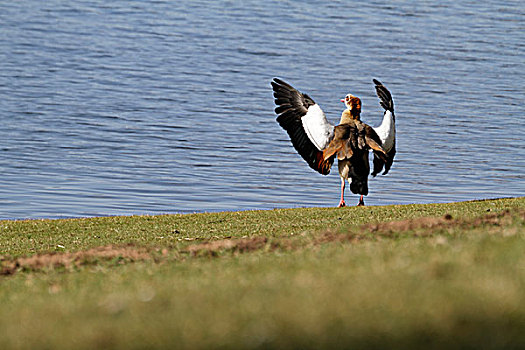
0,0,523,219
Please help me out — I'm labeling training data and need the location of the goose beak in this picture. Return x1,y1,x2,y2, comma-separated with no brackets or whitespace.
340,99,345,103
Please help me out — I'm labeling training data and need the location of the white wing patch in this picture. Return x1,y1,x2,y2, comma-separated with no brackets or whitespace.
373,110,395,152
301,104,334,151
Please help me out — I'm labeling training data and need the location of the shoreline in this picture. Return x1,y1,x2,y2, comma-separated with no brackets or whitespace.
1,196,522,222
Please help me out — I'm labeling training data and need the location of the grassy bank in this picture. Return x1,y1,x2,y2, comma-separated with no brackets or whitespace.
1,197,524,349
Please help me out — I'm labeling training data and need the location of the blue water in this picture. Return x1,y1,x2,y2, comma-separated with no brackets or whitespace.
0,1,524,219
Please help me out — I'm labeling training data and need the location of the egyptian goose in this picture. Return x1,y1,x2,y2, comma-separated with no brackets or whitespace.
271,78,396,207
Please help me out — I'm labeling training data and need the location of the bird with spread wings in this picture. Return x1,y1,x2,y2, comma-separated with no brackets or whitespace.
271,78,396,207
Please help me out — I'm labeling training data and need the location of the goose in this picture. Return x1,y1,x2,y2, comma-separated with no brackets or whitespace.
271,78,396,207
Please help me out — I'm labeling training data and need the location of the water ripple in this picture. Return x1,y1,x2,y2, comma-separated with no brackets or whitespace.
0,0,523,219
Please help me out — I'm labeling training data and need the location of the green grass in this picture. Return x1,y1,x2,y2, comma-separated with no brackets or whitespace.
2,197,522,257
0,197,524,349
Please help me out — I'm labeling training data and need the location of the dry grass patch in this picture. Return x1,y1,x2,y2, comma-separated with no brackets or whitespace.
1,244,152,275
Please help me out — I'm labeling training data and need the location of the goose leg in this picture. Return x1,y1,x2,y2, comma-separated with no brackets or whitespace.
357,195,365,206
338,178,346,207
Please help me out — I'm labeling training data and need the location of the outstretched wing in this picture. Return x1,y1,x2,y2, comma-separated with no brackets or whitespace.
271,78,335,175
371,79,396,176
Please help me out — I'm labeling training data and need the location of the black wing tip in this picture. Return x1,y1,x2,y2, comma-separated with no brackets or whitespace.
271,78,294,94
271,79,281,90
372,78,394,112
271,77,290,87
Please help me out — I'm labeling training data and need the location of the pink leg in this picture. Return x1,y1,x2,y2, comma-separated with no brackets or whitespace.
338,178,346,207
357,195,365,206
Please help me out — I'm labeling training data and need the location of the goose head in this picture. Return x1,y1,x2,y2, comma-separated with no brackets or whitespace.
341,94,361,119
